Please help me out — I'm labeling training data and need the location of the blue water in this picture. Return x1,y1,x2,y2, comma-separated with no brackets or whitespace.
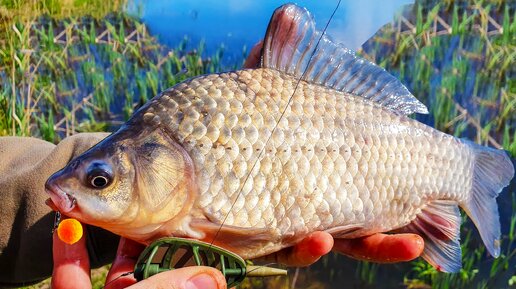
128,0,413,64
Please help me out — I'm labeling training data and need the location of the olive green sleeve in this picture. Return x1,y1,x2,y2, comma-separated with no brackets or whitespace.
0,133,120,287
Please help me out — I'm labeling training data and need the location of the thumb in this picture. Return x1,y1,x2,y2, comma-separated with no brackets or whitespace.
127,266,226,289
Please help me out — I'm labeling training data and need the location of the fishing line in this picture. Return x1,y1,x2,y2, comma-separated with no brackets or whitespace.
83,4,341,285
246,262,282,274
102,271,134,289
209,0,342,247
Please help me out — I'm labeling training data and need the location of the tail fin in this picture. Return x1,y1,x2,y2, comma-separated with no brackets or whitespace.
462,141,514,257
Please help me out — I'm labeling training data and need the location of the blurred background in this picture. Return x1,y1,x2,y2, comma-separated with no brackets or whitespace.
0,0,514,288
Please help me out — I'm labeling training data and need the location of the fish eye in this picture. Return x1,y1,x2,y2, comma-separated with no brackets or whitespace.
86,162,113,189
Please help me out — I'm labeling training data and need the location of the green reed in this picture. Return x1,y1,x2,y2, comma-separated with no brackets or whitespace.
0,2,236,142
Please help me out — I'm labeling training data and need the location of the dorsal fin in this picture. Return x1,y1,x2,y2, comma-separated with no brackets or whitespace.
261,4,428,115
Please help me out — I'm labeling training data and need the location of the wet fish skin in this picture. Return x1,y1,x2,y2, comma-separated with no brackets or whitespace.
48,67,472,254
143,68,472,242
45,4,514,272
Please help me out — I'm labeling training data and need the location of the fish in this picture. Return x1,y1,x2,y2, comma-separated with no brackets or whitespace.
45,4,514,272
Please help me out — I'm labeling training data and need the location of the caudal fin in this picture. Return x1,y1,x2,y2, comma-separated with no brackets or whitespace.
462,141,514,257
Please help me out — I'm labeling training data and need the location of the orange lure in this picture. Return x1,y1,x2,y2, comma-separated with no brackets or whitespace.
57,218,83,245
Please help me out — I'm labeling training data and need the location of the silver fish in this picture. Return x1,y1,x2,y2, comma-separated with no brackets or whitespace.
46,4,514,272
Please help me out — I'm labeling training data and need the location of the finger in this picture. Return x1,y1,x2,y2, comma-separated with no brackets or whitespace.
333,233,424,263
243,40,263,68
127,266,226,289
263,231,334,267
104,237,146,289
51,219,91,289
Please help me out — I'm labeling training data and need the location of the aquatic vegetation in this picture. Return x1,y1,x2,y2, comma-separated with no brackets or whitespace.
361,0,515,157
0,1,236,142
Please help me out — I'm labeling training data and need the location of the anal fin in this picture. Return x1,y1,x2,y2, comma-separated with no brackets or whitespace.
325,223,365,238
399,200,462,272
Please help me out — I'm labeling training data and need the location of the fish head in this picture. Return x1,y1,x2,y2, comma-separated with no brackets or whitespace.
46,127,197,240
46,133,134,221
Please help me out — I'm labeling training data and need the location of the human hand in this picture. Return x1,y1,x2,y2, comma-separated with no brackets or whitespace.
51,220,226,289
259,231,423,267
332,232,424,263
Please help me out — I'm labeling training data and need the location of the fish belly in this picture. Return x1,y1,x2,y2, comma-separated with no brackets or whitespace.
150,68,473,241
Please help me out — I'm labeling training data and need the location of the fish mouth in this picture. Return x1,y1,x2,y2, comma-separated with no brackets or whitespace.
45,182,77,213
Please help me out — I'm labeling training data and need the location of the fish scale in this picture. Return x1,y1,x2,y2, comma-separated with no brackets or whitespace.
45,4,513,272
144,68,472,237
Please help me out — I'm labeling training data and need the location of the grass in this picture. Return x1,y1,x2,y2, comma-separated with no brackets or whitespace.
1,0,514,288
361,0,516,156
0,1,236,143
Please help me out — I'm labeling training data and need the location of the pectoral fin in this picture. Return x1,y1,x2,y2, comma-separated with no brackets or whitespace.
190,219,277,258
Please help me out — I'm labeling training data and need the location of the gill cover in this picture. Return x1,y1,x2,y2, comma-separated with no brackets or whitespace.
131,129,195,216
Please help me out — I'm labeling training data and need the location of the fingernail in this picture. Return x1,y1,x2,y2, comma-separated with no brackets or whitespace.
186,273,219,289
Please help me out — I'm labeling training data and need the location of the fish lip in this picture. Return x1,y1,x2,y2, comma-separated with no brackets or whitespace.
45,182,77,213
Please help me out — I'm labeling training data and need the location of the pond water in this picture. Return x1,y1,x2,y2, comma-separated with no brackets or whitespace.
128,0,413,63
